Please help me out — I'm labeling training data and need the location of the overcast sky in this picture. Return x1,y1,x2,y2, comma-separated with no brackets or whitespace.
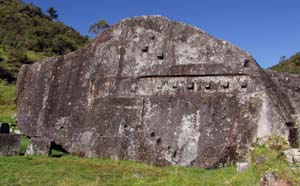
24,0,300,68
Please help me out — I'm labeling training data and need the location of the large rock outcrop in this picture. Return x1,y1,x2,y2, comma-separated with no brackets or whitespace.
16,16,299,168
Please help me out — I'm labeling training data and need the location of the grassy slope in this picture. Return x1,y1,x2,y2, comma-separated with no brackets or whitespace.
0,81,16,125
0,0,87,124
0,157,256,186
270,52,300,74
0,0,88,80
0,136,299,186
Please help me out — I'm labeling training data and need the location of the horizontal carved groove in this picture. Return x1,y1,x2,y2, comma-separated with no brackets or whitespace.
137,73,249,79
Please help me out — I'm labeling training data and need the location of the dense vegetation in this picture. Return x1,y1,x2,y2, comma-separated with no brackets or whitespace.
270,52,300,74
0,0,88,82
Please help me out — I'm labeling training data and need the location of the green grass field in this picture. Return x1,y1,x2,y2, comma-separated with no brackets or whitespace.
0,81,16,126
0,156,257,186
0,136,299,186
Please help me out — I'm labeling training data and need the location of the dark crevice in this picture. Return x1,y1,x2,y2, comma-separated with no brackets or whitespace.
156,138,161,145
289,127,299,148
244,59,250,68
51,142,69,158
173,150,177,158
285,121,299,148
285,122,295,127
137,73,249,79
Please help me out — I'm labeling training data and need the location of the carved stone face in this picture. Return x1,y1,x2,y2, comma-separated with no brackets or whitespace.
16,16,295,168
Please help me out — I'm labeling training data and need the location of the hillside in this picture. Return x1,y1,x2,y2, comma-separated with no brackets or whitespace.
0,0,88,82
270,52,300,74
0,0,88,125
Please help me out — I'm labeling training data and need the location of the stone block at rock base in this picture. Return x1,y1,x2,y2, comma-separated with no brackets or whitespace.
25,137,52,155
0,133,21,156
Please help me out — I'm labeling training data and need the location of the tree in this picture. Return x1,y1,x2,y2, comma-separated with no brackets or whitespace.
279,56,286,63
88,19,109,35
47,7,58,19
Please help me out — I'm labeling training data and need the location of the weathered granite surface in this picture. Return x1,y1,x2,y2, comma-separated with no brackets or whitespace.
0,134,20,156
266,70,300,147
16,16,299,168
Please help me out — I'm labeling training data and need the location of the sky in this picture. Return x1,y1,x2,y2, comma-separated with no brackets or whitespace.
24,0,300,68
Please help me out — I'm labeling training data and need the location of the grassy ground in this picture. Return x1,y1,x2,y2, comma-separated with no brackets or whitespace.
0,136,299,186
0,80,16,126
0,156,257,186
251,136,300,184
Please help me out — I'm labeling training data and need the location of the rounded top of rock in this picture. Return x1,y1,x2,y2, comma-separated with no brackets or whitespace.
69,15,260,78
117,15,206,33
35,15,262,79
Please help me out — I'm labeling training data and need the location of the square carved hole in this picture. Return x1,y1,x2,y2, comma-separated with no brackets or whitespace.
205,83,211,90
187,82,194,90
221,82,229,89
141,46,149,52
241,81,247,88
244,59,250,68
157,52,164,60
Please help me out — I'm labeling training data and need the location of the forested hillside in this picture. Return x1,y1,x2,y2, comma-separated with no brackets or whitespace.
0,0,88,125
0,0,88,82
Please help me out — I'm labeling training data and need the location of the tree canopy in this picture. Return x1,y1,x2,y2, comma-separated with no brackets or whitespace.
89,19,109,35
47,7,58,19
